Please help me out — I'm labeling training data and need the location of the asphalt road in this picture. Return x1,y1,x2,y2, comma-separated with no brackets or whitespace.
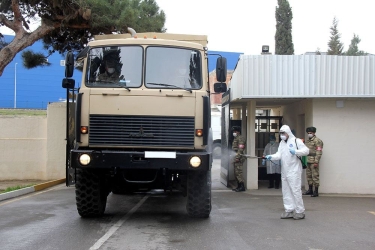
0,160,374,250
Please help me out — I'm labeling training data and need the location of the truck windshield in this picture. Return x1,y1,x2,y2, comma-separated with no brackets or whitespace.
85,46,143,88
145,47,202,90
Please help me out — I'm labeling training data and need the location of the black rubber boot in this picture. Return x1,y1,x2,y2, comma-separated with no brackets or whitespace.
268,178,274,188
235,182,245,192
311,187,319,197
232,181,240,191
303,185,313,195
275,174,280,189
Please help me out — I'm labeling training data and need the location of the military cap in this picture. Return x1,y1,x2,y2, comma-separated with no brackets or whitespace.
306,127,317,133
103,50,119,61
232,126,241,132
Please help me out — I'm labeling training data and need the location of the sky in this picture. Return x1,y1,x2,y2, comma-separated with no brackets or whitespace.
1,0,374,55
155,0,375,55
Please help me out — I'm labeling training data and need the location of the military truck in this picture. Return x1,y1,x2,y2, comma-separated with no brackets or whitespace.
62,29,227,218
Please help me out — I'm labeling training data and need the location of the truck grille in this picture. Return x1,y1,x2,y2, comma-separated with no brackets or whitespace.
89,115,195,147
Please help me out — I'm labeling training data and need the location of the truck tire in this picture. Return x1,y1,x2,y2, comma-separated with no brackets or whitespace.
186,170,211,218
212,142,221,159
75,168,108,217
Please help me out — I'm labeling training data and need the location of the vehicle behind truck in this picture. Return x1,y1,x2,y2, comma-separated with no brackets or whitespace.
62,30,227,218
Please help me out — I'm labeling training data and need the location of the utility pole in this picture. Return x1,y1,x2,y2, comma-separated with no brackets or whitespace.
14,62,17,108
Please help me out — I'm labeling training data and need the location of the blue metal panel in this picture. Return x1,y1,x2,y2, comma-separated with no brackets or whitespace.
208,50,243,72
1,35,82,109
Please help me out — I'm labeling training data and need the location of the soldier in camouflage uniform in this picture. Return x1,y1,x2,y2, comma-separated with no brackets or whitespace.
303,127,324,197
231,126,246,192
97,53,124,82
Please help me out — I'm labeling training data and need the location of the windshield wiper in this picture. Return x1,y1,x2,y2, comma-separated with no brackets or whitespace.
147,83,192,93
95,80,131,91
115,82,131,92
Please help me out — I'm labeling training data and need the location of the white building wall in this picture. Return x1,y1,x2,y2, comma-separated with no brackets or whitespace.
312,99,375,194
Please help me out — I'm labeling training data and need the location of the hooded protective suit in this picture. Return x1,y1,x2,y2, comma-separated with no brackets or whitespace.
269,125,309,214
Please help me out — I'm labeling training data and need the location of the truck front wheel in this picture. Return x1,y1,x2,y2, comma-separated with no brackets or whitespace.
75,169,109,217
186,171,211,218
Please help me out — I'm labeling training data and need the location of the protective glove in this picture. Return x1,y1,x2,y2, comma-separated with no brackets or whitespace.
262,159,266,165
265,155,272,160
289,148,296,155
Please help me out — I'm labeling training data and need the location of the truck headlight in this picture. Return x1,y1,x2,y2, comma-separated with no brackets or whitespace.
79,154,91,166
190,156,201,168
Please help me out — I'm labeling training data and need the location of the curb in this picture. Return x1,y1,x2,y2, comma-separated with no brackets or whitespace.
0,178,66,202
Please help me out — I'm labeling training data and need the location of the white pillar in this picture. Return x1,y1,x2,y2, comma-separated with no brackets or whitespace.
245,100,258,189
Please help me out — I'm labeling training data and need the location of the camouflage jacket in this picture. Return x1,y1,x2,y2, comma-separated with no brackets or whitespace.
306,136,324,164
97,72,124,82
232,134,246,162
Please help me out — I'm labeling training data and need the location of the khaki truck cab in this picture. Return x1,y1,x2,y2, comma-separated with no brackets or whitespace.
62,31,227,218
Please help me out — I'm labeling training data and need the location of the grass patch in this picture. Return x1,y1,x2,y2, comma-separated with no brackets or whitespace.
1,184,35,193
0,109,46,116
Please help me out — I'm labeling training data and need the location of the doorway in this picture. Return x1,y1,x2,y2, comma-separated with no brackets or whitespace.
255,116,283,180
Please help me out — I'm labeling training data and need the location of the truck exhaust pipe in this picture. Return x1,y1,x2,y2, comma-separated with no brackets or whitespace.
127,27,136,37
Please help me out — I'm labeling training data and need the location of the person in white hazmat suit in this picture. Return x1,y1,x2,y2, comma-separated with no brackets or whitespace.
265,125,309,220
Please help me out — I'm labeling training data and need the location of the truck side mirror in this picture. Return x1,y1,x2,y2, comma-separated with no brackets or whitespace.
216,57,227,83
214,82,227,93
62,78,75,89
65,51,74,78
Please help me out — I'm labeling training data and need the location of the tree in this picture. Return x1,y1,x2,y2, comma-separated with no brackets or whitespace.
0,0,166,76
327,17,344,55
0,33,8,49
345,34,367,56
275,0,294,55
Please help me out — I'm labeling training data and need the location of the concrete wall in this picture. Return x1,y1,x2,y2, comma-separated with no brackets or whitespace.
46,103,67,180
0,103,66,180
312,99,375,194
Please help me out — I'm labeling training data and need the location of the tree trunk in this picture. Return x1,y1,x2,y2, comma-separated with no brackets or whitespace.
0,23,55,76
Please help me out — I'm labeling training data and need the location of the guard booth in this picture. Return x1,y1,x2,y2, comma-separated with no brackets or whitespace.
220,88,283,187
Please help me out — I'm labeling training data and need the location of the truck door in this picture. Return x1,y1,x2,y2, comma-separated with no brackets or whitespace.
220,90,231,187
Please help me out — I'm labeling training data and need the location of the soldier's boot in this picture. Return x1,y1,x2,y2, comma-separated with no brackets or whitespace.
235,182,246,192
303,185,313,195
311,187,319,197
232,181,240,191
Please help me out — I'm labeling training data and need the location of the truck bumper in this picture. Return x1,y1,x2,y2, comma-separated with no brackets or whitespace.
70,150,211,171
